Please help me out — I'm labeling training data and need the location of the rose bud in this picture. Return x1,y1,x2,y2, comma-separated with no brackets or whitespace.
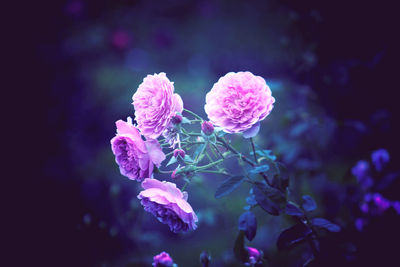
201,121,214,136
200,251,211,267
173,149,186,158
171,169,181,179
171,114,183,125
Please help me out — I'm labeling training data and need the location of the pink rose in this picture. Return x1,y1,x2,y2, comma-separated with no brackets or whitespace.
204,71,275,133
110,118,165,181
132,73,183,139
137,178,198,233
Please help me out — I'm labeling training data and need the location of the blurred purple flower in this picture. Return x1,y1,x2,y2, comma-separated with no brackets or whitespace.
352,160,373,189
111,30,131,50
133,73,183,139
361,193,391,215
137,179,198,233
355,218,367,231
205,71,275,133
392,201,400,215
371,148,390,171
110,118,165,181
153,251,174,267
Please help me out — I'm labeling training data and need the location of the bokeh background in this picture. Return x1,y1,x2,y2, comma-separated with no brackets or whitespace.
15,0,400,266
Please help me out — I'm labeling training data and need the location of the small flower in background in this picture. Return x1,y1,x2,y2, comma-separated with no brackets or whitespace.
360,193,391,216
133,73,183,139
351,160,373,189
371,148,390,172
200,251,211,267
110,118,165,181
204,71,275,133
355,218,367,231
137,179,198,233
246,247,263,266
110,29,132,50
153,251,174,267
162,127,180,148
173,149,185,158
392,201,400,215
201,121,214,136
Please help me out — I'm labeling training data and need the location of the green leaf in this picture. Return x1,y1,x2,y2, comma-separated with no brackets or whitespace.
286,202,304,216
276,162,290,190
277,223,312,250
238,211,257,241
184,155,194,163
311,218,341,232
181,116,191,124
249,164,270,174
215,176,245,198
254,181,286,205
253,184,280,216
166,156,177,166
252,149,277,161
302,195,317,212
233,231,249,263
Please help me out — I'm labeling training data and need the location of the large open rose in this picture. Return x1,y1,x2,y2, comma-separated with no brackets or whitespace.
110,118,165,181
132,72,183,139
138,178,198,233
204,71,275,134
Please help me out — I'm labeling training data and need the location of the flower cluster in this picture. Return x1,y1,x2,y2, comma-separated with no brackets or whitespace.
111,71,275,235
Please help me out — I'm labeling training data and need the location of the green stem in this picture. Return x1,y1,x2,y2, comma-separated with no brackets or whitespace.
195,141,208,163
250,138,258,164
197,158,225,170
183,108,204,121
211,142,225,159
197,170,230,175
181,182,189,191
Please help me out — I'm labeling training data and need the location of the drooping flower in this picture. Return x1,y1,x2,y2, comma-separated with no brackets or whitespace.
137,178,198,233
152,251,174,267
204,71,275,133
110,118,165,181
132,73,183,139
371,148,390,171
361,193,391,215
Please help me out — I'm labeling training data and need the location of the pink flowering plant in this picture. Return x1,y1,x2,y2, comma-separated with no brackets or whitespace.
111,72,341,266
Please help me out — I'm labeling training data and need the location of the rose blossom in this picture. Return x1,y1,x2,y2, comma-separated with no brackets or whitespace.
110,118,165,181
132,72,183,139
137,178,198,233
204,71,275,133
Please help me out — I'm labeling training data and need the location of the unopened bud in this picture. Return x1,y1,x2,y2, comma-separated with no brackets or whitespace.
201,121,214,136
171,114,183,125
171,169,181,179
173,149,186,158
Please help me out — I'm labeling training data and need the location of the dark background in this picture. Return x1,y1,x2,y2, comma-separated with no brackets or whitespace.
9,0,400,266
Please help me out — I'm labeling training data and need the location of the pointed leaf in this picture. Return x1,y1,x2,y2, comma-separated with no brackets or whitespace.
238,211,257,241
302,195,317,212
253,185,280,216
249,164,270,174
215,176,245,198
311,218,341,232
166,156,177,166
286,202,304,216
277,223,312,250
276,162,290,190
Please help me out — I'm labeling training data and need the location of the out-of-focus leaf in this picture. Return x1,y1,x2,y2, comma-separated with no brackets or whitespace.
238,211,257,241
311,218,341,232
233,231,249,263
181,116,191,124
184,155,194,163
253,184,280,216
286,202,304,216
302,195,317,212
254,181,286,204
215,176,244,198
277,223,312,250
249,164,270,174
252,149,277,161
276,162,290,190
166,156,177,166
246,195,257,206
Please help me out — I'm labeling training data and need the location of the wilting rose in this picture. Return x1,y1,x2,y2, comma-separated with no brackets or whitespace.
110,118,165,181
204,71,275,133
132,72,183,139
138,178,198,233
